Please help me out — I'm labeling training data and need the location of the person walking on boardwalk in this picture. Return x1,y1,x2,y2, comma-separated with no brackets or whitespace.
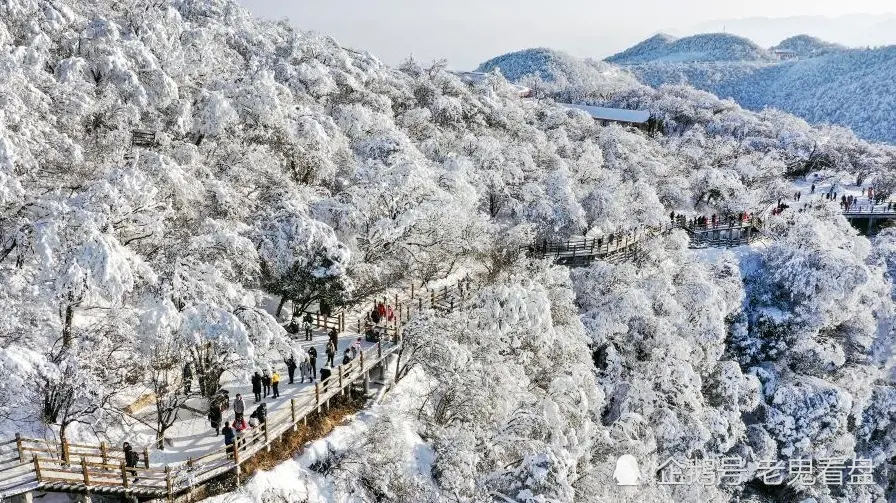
300,355,313,383
251,371,262,403
319,367,332,390
329,327,339,348
351,337,362,359
262,370,271,398
233,393,245,422
222,421,235,457
286,355,297,384
123,442,139,480
208,402,223,435
303,316,312,341
250,403,267,425
271,369,281,398
307,346,318,379
342,348,352,365
326,340,336,367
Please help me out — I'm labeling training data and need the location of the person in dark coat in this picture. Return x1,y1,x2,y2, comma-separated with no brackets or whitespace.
208,403,223,435
249,403,267,425
251,372,262,403
307,347,318,379
325,341,336,367
222,421,235,457
285,356,297,384
123,442,139,480
262,371,271,398
342,348,351,365
328,328,339,347
319,367,331,391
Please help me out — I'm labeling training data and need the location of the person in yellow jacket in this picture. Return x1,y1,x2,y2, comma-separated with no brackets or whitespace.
271,370,281,398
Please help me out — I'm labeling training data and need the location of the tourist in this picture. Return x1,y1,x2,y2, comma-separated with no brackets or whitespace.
286,355,297,384
250,403,267,425
123,442,139,480
320,367,332,390
233,416,249,434
342,348,352,365
222,421,235,456
208,403,222,436
233,393,245,422
251,371,262,403
262,369,271,398
300,355,313,383
307,346,318,379
271,369,281,398
326,340,336,367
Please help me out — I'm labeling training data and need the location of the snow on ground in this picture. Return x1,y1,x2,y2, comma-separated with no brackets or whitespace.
207,369,434,503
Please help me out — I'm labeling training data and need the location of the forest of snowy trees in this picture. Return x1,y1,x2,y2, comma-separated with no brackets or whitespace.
1,1,896,502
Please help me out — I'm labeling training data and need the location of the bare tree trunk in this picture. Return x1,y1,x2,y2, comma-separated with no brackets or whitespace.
62,304,74,348
276,296,288,317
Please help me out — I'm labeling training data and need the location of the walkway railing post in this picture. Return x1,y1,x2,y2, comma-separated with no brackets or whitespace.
32,455,41,481
378,340,382,360
81,457,89,485
291,398,297,427
15,433,24,462
120,461,129,488
314,382,321,413
338,365,343,393
357,319,361,333
411,284,415,299
233,437,241,465
100,441,108,469
360,351,365,373
143,447,150,468
165,465,173,498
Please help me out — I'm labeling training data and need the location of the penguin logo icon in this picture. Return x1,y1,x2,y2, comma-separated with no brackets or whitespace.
613,454,642,486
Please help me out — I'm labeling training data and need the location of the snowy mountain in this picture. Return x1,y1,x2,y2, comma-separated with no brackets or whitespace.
3,1,896,502
771,34,846,58
606,33,777,65
689,13,896,50
606,34,896,144
476,47,641,104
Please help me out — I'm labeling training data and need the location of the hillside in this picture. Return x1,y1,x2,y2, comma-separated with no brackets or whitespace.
625,44,896,143
476,47,640,101
2,1,896,502
606,32,776,65
771,34,846,58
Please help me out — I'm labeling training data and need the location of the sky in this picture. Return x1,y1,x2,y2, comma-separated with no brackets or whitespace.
237,1,896,69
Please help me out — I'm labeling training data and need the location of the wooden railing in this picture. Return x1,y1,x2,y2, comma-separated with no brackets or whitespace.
529,220,763,265
0,342,400,500
297,310,345,333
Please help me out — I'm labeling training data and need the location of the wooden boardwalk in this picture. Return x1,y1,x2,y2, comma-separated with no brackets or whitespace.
0,277,475,502
0,342,399,501
529,221,762,266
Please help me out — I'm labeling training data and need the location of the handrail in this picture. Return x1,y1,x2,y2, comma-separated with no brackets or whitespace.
1,272,460,499
0,342,402,499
